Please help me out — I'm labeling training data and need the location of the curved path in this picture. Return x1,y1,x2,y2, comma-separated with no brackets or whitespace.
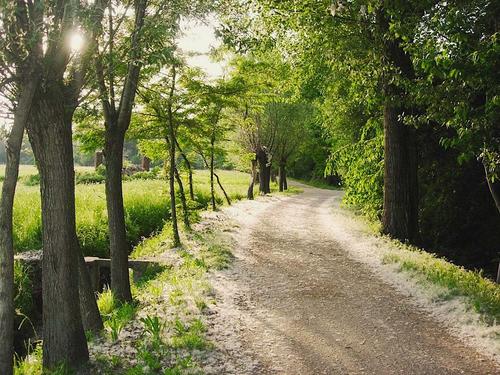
207,183,497,374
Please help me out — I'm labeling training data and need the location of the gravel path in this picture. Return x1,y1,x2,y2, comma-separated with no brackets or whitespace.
206,183,498,375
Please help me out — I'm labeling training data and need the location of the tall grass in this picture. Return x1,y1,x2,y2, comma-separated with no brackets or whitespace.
10,180,170,257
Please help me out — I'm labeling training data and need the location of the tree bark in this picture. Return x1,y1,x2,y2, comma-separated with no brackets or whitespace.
483,162,500,283
257,150,270,195
0,77,38,375
175,139,194,200
214,172,231,206
95,151,104,169
174,166,190,228
167,139,180,246
26,93,89,369
283,170,288,190
247,158,257,200
278,163,286,192
141,156,150,171
378,8,419,243
105,131,132,302
381,100,419,242
210,134,216,210
77,252,103,332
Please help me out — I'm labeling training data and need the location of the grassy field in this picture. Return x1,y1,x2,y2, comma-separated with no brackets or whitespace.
0,166,255,257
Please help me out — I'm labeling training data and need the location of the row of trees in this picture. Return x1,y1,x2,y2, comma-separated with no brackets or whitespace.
219,0,500,272
0,0,212,372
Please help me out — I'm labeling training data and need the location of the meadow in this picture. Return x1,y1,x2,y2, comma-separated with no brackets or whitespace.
1,166,252,257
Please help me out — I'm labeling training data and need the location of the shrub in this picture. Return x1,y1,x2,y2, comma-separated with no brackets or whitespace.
76,171,106,184
129,171,158,180
20,174,40,186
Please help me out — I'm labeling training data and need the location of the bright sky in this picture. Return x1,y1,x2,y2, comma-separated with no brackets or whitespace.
178,16,225,79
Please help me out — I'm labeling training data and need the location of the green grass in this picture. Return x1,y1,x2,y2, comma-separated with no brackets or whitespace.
2,167,256,257
383,246,500,323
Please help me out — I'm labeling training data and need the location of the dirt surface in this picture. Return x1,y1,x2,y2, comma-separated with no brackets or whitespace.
205,183,498,375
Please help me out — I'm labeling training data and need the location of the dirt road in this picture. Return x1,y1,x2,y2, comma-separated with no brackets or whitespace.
205,184,498,374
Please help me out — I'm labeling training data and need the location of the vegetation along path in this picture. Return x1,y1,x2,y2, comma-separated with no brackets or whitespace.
208,183,498,375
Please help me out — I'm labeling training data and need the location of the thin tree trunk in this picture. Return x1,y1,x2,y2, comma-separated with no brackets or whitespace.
166,66,181,247
167,140,180,246
381,101,419,242
210,135,216,210
175,139,194,200
174,166,190,228
283,170,288,190
95,151,103,169
214,172,231,206
0,78,38,375
247,158,257,200
105,132,132,302
26,94,88,369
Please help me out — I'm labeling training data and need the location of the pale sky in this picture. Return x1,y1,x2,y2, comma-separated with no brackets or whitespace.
178,16,226,79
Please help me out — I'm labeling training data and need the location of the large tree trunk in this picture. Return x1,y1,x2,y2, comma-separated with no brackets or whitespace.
483,162,500,283
105,132,132,302
257,150,269,195
247,158,257,200
381,101,419,242
175,139,194,200
379,8,419,243
0,77,38,375
26,94,88,369
264,164,272,194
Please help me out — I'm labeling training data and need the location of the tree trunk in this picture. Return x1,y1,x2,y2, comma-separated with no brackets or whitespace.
283,170,288,190
378,8,419,243
214,172,231,206
271,168,277,183
167,138,181,246
257,150,269,195
77,252,103,332
26,94,88,369
278,163,286,192
105,131,132,302
381,100,419,242
95,151,103,169
174,166,190,228
264,164,272,194
175,139,194,200
141,156,150,171
210,135,216,210
483,162,500,283
0,77,38,375
247,158,257,200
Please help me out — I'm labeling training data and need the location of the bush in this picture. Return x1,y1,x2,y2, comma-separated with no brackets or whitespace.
129,171,158,180
20,174,40,186
76,171,106,184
